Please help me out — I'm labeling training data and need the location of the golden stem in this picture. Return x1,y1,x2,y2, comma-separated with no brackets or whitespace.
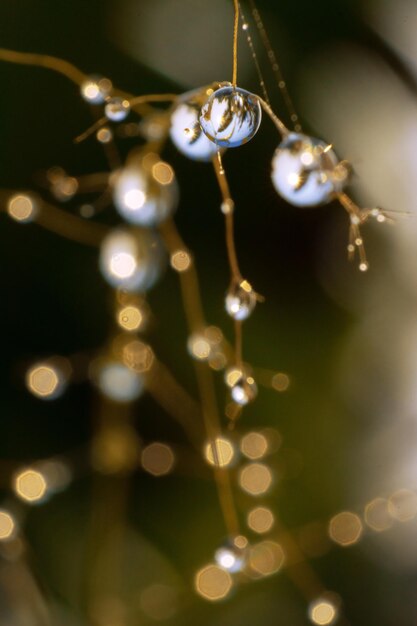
159,217,240,538
0,48,87,85
232,0,240,86
248,0,302,131
212,153,242,283
238,1,271,105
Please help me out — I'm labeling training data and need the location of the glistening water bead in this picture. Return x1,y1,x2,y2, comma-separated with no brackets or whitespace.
170,90,219,161
225,281,256,321
199,86,262,148
271,133,349,207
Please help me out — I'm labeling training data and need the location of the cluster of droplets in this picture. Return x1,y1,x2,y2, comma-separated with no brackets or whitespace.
80,75,131,122
2,33,394,619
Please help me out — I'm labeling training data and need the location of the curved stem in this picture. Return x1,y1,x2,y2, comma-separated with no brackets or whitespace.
0,48,87,85
212,153,242,283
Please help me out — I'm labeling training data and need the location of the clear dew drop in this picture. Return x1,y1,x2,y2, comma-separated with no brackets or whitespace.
199,86,262,148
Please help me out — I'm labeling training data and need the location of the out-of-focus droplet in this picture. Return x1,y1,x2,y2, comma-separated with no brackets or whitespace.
248,540,284,577
0,510,16,541
26,360,69,400
80,75,112,104
195,564,233,601
113,158,178,227
225,367,257,406
329,511,363,547
214,536,248,573
204,437,235,467
271,133,348,207
99,227,165,292
225,280,256,321
7,193,37,223
240,432,268,460
97,361,144,402
239,463,273,496
170,89,219,161
141,442,175,476
308,597,338,625
247,506,275,534
105,97,131,121
13,468,48,504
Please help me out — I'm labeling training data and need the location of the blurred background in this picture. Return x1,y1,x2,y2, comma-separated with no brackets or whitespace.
1,0,417,624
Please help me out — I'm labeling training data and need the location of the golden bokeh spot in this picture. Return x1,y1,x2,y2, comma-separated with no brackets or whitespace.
204,326,223,344
247,506,275,534
188,335,211,360
0,510,15,540
329,511,363,547
152,161,174,185
209,352,227,371
195,564,233,601
309,599,338,625
240,432,268,460
7,194,36,222
26,364,60,398
170,250,192,272
140,583,178,621
388,489,417,522
14,469,47,503
122,340,154,373
239,463,273,496
249,540,284,577
205,437,235,467
364,497,393,532
271,372,290,392
233,534,249,549
225,367,242,388
96,127,113,143
117,305,143,331
141,443,175,477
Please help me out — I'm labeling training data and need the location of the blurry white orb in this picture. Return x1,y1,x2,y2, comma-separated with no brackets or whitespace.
113,162,178,226
80,75,112,104
225,281,256,321
199,86,262,148
105,97,131,121
271,133,348,207
99,228,165,292
98,362,144,402
215,539,247,573
170,90,219,161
